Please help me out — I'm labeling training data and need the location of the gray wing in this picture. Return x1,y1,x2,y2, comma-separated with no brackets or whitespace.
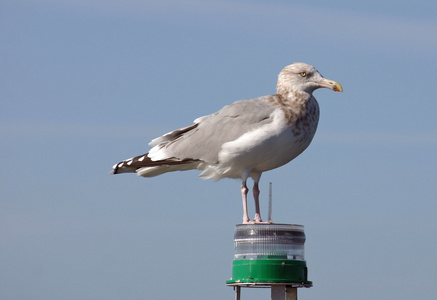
151,95,278,163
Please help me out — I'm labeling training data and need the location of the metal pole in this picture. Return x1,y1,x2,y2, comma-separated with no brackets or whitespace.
234,286,241,300
285,286,297,300
271,285,297,300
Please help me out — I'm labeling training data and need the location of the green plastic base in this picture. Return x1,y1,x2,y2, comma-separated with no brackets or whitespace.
226,259,312,285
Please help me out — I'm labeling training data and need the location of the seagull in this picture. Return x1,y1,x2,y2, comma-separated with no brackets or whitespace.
111,63,342,224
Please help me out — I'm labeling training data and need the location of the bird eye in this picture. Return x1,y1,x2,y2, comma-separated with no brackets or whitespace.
300,72,307,77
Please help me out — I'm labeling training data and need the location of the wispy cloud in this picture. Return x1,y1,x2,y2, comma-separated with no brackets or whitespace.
2,120,436,147
318,130,437,146
0,120,162,139
28,0,437,55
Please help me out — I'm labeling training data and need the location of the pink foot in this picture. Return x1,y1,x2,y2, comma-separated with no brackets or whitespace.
242,216,252,224
253,214,272,224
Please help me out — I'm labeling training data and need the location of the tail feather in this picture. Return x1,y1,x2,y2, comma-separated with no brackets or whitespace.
111,153,201,176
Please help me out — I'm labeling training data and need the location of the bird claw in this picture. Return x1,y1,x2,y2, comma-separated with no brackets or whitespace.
253,219,273,224
242,216,273,225
253,214,272,224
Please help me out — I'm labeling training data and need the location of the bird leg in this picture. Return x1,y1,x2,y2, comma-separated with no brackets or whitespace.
241,181,251,224
253,182,263,223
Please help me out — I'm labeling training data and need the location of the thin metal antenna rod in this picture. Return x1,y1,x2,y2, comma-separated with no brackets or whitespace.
268,182,273,222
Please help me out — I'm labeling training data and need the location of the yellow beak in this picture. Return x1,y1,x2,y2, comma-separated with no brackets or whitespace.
318,78,343,92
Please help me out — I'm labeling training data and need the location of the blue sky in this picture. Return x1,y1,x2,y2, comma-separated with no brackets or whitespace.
1,1,437,299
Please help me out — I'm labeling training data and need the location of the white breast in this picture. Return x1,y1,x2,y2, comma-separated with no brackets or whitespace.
199,105,319,180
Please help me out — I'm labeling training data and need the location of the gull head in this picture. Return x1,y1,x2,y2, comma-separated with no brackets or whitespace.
277,62,343,95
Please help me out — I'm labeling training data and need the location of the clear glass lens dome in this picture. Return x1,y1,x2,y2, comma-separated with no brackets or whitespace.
233,224,306,260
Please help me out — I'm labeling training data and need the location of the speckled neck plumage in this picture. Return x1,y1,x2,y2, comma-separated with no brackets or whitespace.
269,90,312,126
